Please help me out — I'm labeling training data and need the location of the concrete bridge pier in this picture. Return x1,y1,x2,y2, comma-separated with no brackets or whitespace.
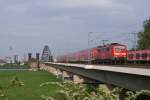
55,69,85,83
73,74,85,84
62,71,73,81
56,69,63,78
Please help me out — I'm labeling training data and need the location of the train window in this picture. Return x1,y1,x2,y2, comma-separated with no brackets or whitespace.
101,47,109,52
128,54,133,57
142,53,147,57
115,48,120,51
115,46,126,52
115,48,121,52
106,48,109,51
107,48,109,51
121,49,126,52
101,48,105,52
136,53,140,57
98,49,101,52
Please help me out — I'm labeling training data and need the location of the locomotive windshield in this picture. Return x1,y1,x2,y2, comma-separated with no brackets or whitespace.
113,46,127,57
114,46,126,53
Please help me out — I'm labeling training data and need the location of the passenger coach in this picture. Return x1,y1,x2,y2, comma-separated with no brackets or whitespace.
127,50,150,63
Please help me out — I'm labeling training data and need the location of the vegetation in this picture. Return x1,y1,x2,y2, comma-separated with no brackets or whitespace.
40,82,150,100
137,18,150,50
0,71,61,100
125,90,150,100
1,71,150,100
40,82,120,100
0,64,29,69
0,76,24,100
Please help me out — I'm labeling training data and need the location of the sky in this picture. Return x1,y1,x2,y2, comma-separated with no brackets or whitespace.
0,0,150,59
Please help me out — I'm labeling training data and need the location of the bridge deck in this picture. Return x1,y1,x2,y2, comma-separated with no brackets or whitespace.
46,62,150,77
44,62,150,90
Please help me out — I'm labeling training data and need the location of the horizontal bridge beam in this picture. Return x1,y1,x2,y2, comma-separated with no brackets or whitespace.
44,62,150,91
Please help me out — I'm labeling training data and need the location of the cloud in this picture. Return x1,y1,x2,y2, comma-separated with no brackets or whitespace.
33,0,114,9
0,0,150,58
54,0,113,8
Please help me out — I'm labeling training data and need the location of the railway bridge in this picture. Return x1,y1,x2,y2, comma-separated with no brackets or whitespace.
40,62,150,91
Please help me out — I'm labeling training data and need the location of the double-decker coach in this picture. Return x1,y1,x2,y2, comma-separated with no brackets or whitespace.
127,50,150,63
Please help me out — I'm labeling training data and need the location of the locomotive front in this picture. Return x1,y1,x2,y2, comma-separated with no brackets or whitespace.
112,44,127,61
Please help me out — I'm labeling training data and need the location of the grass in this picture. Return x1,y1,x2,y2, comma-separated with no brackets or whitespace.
0,71,61,100
0,64,29,69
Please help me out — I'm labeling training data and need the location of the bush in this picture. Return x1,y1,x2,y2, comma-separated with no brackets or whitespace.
40,82,150,100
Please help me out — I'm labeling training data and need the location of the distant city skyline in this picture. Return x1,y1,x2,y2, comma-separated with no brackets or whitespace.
0,0,150,58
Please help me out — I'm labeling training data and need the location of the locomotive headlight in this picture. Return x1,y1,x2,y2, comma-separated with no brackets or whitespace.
114,53,126,56
121,53,127,56
114,53,119,55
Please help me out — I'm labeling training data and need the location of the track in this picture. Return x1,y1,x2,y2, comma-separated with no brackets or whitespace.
100,64,150,69
70,63,150,69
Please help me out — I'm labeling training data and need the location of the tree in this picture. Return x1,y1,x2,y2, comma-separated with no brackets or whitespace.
138,18,150,50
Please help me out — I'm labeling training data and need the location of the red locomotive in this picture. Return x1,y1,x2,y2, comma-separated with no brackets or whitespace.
57,43,127,64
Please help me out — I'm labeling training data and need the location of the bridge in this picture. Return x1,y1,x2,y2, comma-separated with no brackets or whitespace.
40,62,150,91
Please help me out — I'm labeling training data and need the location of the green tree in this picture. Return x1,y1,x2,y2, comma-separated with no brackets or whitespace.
138,18,150,50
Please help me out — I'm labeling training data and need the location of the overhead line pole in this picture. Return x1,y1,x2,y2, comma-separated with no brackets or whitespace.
131,32,138,64
88,32,92,64
88,32,109,64
102,40,109,45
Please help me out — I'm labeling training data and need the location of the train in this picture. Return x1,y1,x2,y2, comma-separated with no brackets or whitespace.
56,43,150,64
128,49,150,63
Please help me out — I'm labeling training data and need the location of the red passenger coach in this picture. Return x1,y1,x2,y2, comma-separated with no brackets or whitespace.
127,50,150,63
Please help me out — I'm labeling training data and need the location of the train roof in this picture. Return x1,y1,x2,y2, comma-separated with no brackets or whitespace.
128,49,150,53
58,43,127,57
97,43,126,48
